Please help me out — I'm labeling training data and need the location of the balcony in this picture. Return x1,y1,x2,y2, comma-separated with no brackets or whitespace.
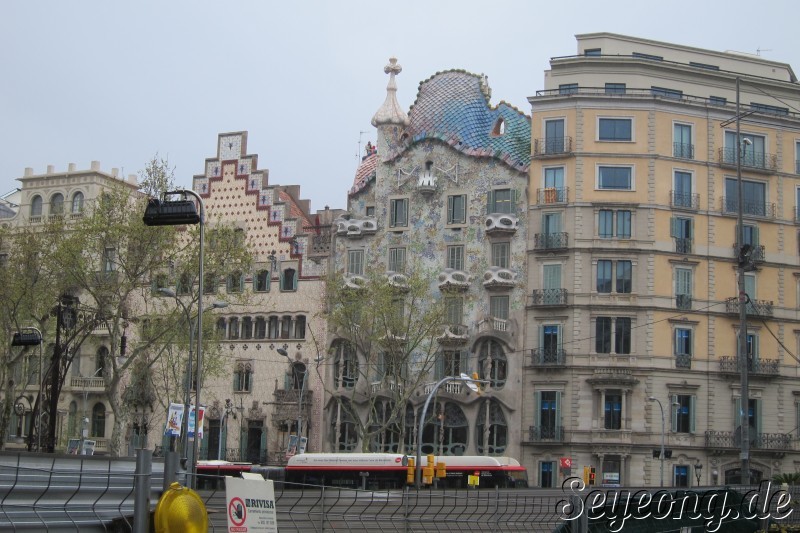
673,142,694,160
67,376,105,391
335,217,377,239
437,269,470,292
676,294,692,310
343,274,367,290
675,354,692,369
704,430,791,450
386,272,409,292
718,147,777,172
530,288,568,307
482,267,516,291
485,213,518,236
530,347,566,367
371,378,405,395
733,243,765,264
721,197,775,219
534,232,568,251
533,136,573,157
437,324,469,346
671,190,700,210
725,297,773,317
424,381,463,396
674,238,692,254
718,355,780,376
477,316,516,343
537,187,569,205
527,426,564,442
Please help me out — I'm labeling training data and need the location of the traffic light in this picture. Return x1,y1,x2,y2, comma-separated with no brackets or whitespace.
589,467,596,486
582,466,590,485
423,454,435,485
436,460,446,478
406,457,415,485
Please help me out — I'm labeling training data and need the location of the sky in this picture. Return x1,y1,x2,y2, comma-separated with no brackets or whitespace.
1,0,798,213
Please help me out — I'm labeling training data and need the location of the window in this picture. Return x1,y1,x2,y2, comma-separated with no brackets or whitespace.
536,391,561,440
254,317,266,338
176,272,192,295
710,96,727,106
724,131,767,168
91,403,106,438
751,102,789,116
725,177,767,216
598,118,632,141
227,271,244,293
280,268,297,291
544,119,565,154
670,217,693,253
675,328,692,357
388,247,406,273
543,167,564,202
673,170,694,208
605,83,626,95
598,166,632,190
604,392,622,429
437,349,464,379
365,206,375,217
558,83,578,95
254,269,270,292
71,192,84,214
491,242,510,268
675,267,692,309
673,123,693,159
445,297,463,325
633,52,663,61
651,86,682,99
447,194,466,224
597,260,612,293
151,273,169,295
478,338,507,388
30,195,42,217
102,247,116,273
50,193,64,215
228,317,239,340
333,342,358,389
616,260,632,293
795,141,800,175
446,245,464,271
347,249,364,276
734,397,762,435
598,209,632,239
539,324,562,359
584,48,601,56
672,394,696,433
204,272,218,294
241,317,253,339
674,465,690,488
595,317,631,354
490,295,509,320
389,198,408,228
233,362,253,392
690,61,719,71
487,189,514,214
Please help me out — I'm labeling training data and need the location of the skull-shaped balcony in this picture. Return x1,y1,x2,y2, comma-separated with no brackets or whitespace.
417,170,437,195
482,267,517,291
438,269,470,292
386,272,410,292
343,274,367,290
485,213,518,236
335,217,377,239
437,324,469,346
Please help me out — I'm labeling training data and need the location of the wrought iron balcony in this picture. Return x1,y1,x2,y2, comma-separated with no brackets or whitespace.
671,191,700,210
673,142,694,160
530,347,566,367
534,232,568,251
718,356,779,376
721,196,775,218
527,426,564,442
704,430,791,450
537,187,569,205
718,147,777,172
675,354,692,369
68,376,105,391
725,297,773,317
530,288,568,306
533,137,573,157
676,294,692,310
733,243,765,263
674,238,692,254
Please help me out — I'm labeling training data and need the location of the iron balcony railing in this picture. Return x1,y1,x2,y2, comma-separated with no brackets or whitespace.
675,354,692,369
734,243,765,263
527,426,564,442
721,196,776,218
725,297,773,317
718,355,780,376
671,190,700,210
530,347,566,367
718,147,778,171
530,288,568,306
676,294,692,310
674,238,692,254
536,187,569,204
673,142,695,159
534,232,568,250
533,136,573,157
704,430,791,450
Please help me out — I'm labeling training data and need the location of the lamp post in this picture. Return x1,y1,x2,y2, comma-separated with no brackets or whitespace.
694,460,703,486
144,189,205,488
416,374,487,489
11,327,43,451
158,288,227,468
277,348,306,449
648,396,678,487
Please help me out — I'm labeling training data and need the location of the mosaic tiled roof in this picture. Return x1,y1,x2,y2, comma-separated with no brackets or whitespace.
349,153,378,196
387,70,531,172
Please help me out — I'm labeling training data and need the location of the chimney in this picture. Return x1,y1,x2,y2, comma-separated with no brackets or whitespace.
68,163,76,172
111,168,119,178
90,161,100,171
128,174,138,185
24,168,33,177
46,165,55,174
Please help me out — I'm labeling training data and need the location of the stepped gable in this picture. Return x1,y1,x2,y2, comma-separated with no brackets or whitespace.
387,69,531,172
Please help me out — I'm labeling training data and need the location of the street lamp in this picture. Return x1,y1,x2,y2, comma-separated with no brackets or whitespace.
648,396,680,487
416,374,487,488
694,460,703,486
158,287,227,469
277,348,306,451
11,327,43,451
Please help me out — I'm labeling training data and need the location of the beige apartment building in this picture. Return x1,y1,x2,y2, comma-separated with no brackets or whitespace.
524,33,800,487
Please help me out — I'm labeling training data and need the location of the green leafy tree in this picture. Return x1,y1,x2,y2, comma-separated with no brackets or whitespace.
322,265,447,453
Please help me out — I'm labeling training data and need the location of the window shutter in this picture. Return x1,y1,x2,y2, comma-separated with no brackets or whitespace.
554,391,562,433
199,430,209,460
543,264,561,290
293,269,299,290
510,189,517,209
487,190,495,214
233,371,241,392
688,219,694,239
447,196,454,222
755,400,762,435
534,392,542,428
734,398,742,430
279,270,284,291
752,226,760,246
435,353,444,380
376,353,386,381
671,395,678,433
689,396,696,433
670,217,678,237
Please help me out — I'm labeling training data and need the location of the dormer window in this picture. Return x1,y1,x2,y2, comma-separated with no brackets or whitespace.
492,118,506,136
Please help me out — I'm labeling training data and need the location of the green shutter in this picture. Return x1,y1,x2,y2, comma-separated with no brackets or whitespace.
293,269,298,291
670,217,678,238
200,431,209,460
752,226,760,246
435,353,444,380
543,264,561,290
487,190,495,214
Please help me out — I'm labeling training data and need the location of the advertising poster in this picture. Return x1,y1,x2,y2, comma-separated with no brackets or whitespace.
188,405,206,439
164,402,184,437
226,477,278,533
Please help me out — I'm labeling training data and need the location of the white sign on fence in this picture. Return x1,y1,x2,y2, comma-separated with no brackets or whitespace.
226,476,278,533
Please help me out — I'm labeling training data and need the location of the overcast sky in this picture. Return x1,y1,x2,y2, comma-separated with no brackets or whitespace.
2,0,797,213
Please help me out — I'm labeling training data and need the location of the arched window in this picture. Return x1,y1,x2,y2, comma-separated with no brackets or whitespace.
290,362,306,390
50,193,64,215
420,402,468,456
254,317,267,339
91,403,106,437
330,400,357,452
30,195,43,217
234,361,253,392
333,341,358,389
241,317,253,339
475,399,508,455
216,317,227,337
280,268,297,291
227,271,244,293
96,346,108,375
71,192,84,214
254,269,270,292
369,399,400,453
267,316,279,339
478,338,507,389
228,317,240,340
294,315,306,339
281,316,292,339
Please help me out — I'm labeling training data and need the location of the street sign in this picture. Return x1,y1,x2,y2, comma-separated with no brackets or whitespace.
560,457,572,469
226,477,278,533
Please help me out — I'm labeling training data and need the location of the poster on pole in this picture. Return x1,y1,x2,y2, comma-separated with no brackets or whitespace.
226,476,278,533
164,403,184,437
188,405,206,439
